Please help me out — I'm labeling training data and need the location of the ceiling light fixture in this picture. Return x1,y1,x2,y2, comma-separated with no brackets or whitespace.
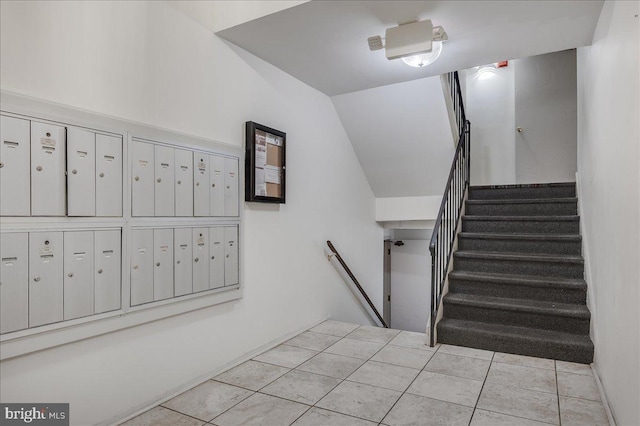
368,19,448,68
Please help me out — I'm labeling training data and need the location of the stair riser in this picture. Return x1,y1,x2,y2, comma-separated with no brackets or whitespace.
437,325,594,363
449,279,587,304
466,202,577,216
463,219,579,234
454,257,584,278
459,237,582,255
444,302,590,334
469,186,576,200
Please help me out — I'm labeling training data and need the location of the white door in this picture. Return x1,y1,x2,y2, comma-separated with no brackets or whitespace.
175,149,194,217
154,145,175,216
209,227,224,289
130,229,153,306
31,122,66,216
224,226,239,286
192,228,209,292
94,230,121,314
224,157,239,217
96,134,123,217
67,127,96,216
390,240,430,333
193,153,210,216
29,231,64,327
174,228,193,296
153,228,174,301
0,116,30,216
209,154,224,216
63,231,94,320
0,233,29,333
515,49,577,184
131,141,154,217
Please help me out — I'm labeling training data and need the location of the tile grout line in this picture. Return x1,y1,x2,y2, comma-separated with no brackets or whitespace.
556,360,562,426
467,350,495,426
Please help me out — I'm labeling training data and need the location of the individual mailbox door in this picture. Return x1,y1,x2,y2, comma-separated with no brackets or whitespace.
209,227,224,289
209,154,224,216
0,116,30,216
224,226,239,286
63,231,94,320
130,229,153,306
154,145,175,216
94,230,121,314
31,122,66,216
153,228,173,301
192,228,209,292
174,228,193,297
96,134,123,217
67,127,96,216
29,232,64,327
131,141,154,217
193,153,210,216
224,157,239,217
175,149,193,217
0,233,28,334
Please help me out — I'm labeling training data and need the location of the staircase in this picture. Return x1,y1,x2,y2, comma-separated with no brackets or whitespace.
437,182,595,364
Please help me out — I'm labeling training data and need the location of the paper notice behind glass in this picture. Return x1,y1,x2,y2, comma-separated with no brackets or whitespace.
264,165,281,184
255,168,266,196
255,132,267,168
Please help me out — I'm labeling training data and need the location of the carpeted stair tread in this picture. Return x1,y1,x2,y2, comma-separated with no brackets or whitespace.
437,318,594,363
466,197,578,205
459,232,581,242
454,250,584,264
463,215,580,222
444,293,590,319
449,270,587,289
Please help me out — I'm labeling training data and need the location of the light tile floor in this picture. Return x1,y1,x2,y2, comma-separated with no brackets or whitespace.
121,321,609,426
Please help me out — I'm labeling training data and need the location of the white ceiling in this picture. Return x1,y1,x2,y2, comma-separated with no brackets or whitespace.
217,0,603,96
332,76,453,197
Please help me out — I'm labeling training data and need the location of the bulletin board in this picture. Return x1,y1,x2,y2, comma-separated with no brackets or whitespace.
245,121,286,204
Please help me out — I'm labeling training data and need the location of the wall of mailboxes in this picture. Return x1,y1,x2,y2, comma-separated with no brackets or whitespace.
0,112,241,336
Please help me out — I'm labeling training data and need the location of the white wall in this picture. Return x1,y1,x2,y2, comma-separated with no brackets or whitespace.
576,1,640,425
375,195,442,222
0,2,382,424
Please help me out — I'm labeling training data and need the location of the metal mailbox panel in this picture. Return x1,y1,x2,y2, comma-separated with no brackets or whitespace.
175,149,194,217
153,228,174,301
193,153,210,216
131,141,154,217
63,231,94,320
29,231,64,327
192,228,209,292
0,233,29,333
96,134,123,217
224,157,239,217
130,229,154,306
209,154,224,217
209,227,224,289
224,226,239,286
154,145,175,216
0,116,30,216
94,230,121,314
174,228,193,297
31,121,66,216
67,127,96,217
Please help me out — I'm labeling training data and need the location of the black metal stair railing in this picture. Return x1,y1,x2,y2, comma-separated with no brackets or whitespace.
429,71,470,346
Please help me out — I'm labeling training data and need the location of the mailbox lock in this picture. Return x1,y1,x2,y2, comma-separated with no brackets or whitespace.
227,185,230,189
68,272,74,278
135,176,140,181
194,258,199,262
177,180,181,185
156,262,160,267
97,269,103,274
0,162,4,168
99,173,105,178
46,132,51,137
34,276,41,282
36,165,43,172
196,182,200,186
157,178,162,183
211,256,215,259
176,260,181,264
72,169,78,175
133,265,139,270
212,183,215,187
226,254,230,258
44,240,50,245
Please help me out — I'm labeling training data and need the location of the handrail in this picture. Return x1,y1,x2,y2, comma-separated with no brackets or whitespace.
429,71,471,346
325,240,388,328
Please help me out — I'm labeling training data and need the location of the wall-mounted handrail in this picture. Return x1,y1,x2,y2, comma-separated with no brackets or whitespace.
429,71,470,346
325,240,388,328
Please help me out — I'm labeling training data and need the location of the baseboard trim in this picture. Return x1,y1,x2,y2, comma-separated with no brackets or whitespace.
591,364,617,426
107,315,330,426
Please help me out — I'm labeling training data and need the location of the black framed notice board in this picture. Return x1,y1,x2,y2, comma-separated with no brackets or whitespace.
245,121,286,204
